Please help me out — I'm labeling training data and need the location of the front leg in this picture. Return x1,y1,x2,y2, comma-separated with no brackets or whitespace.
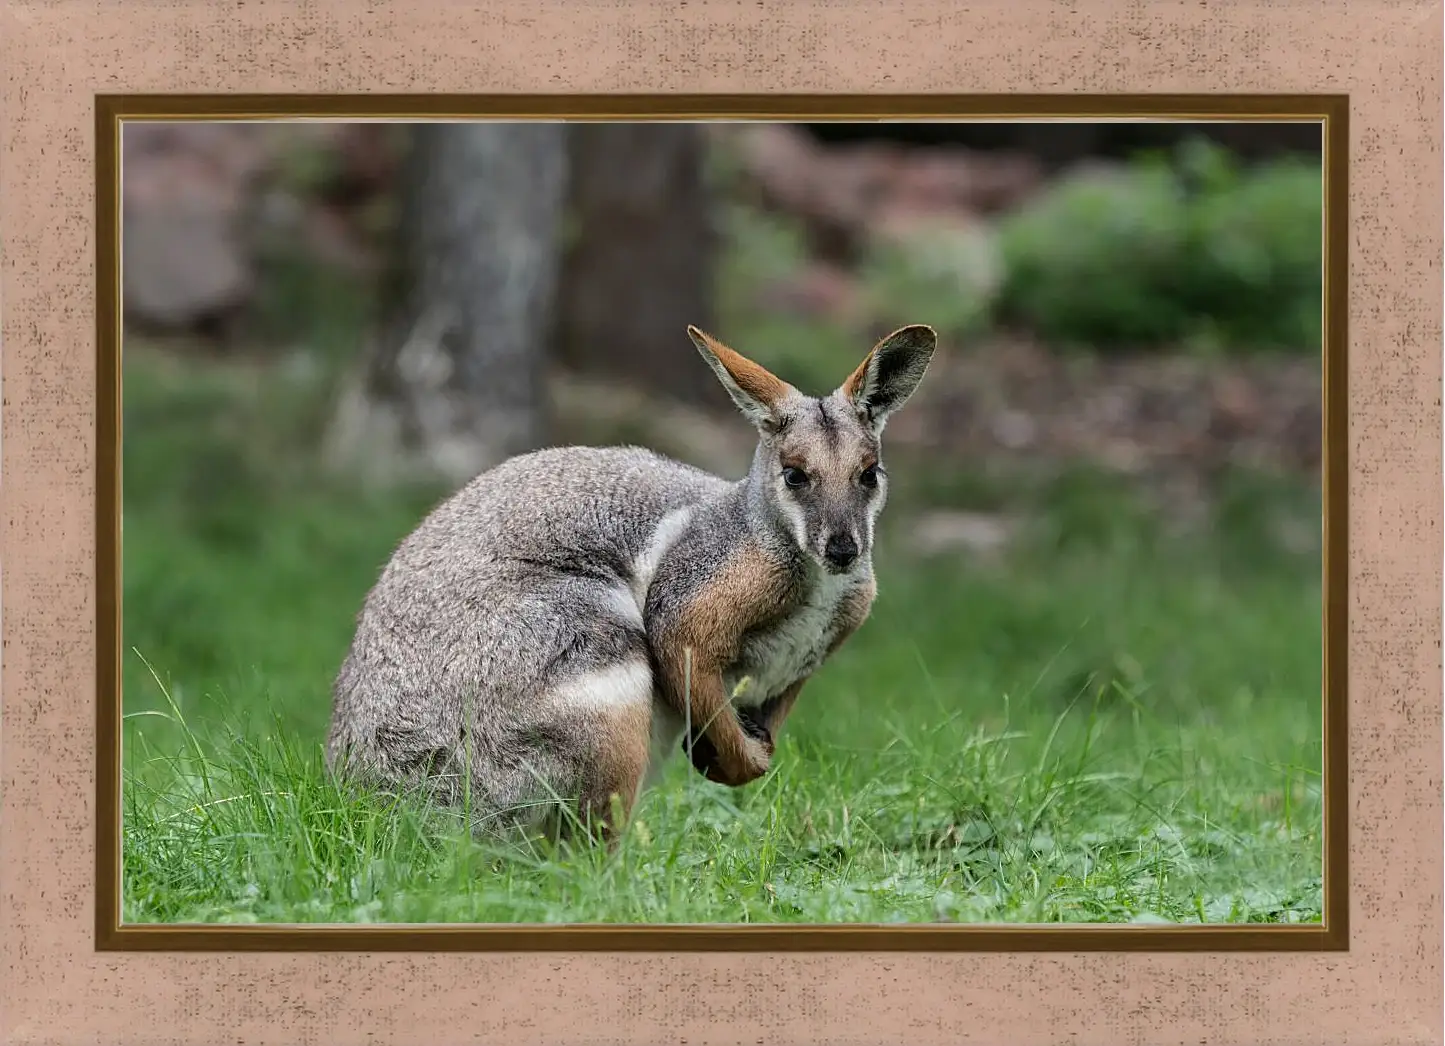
684,681,801,779
645,539,801,789
692,579,875,771
665,659,772,787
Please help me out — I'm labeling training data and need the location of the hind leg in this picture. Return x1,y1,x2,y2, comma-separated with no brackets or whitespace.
540,656,656,848
574,698,653,847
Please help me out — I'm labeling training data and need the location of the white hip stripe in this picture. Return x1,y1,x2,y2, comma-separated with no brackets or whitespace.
549,658,654,714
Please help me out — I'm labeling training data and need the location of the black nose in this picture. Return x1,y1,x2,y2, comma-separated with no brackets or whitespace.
824,534,858,569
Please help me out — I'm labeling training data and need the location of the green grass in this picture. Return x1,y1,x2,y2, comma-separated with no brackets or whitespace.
121,347,1323,925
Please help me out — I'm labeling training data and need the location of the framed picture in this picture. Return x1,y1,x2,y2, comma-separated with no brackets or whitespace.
3,4,1439,1045
98,96,1344,953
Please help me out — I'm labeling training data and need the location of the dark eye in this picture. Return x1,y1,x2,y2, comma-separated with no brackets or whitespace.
782,467,810,489
859,466,880,489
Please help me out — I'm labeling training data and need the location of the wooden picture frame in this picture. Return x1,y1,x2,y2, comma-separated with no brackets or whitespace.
3,4,1438,1043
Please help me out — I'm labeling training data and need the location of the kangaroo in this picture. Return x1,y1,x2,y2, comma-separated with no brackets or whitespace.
325,323,937,843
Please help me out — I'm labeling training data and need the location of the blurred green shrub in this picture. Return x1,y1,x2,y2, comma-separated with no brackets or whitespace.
859,224,1001,343
715,202,865,391
1179,143,1324,353
995,140,1323,354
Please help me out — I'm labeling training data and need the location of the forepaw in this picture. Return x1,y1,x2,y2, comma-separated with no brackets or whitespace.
683,710,774,785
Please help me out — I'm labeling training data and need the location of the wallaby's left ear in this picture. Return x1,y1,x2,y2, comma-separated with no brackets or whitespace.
688,325,796,432
841,325,938,432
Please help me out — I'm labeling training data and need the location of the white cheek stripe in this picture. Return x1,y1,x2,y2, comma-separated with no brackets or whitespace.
782,497,810,551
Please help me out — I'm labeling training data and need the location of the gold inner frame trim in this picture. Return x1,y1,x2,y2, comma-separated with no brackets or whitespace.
95,93,1348,953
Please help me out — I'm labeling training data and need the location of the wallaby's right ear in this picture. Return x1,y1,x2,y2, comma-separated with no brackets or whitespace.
687,325,795,431
841,324,937,433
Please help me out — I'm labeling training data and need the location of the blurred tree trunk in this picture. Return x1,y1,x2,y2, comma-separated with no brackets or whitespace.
554,124,719,404
328,123,567,486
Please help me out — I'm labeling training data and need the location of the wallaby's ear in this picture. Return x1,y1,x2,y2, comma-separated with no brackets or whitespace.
840,324,937,433
688,325,795,431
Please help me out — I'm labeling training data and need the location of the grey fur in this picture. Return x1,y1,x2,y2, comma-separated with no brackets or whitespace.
327,445,721,831
326,326,936,835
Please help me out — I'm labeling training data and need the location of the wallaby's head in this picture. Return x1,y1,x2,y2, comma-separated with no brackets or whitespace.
687,323,937,577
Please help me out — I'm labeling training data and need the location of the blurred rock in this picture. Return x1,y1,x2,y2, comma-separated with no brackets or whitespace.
123,122,399,335
889,331,1323,515
756,262,863,325
991,409,1038,450
733,124,880,261
732,124,1043,264
889,148,1043,215
122,124,269,329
